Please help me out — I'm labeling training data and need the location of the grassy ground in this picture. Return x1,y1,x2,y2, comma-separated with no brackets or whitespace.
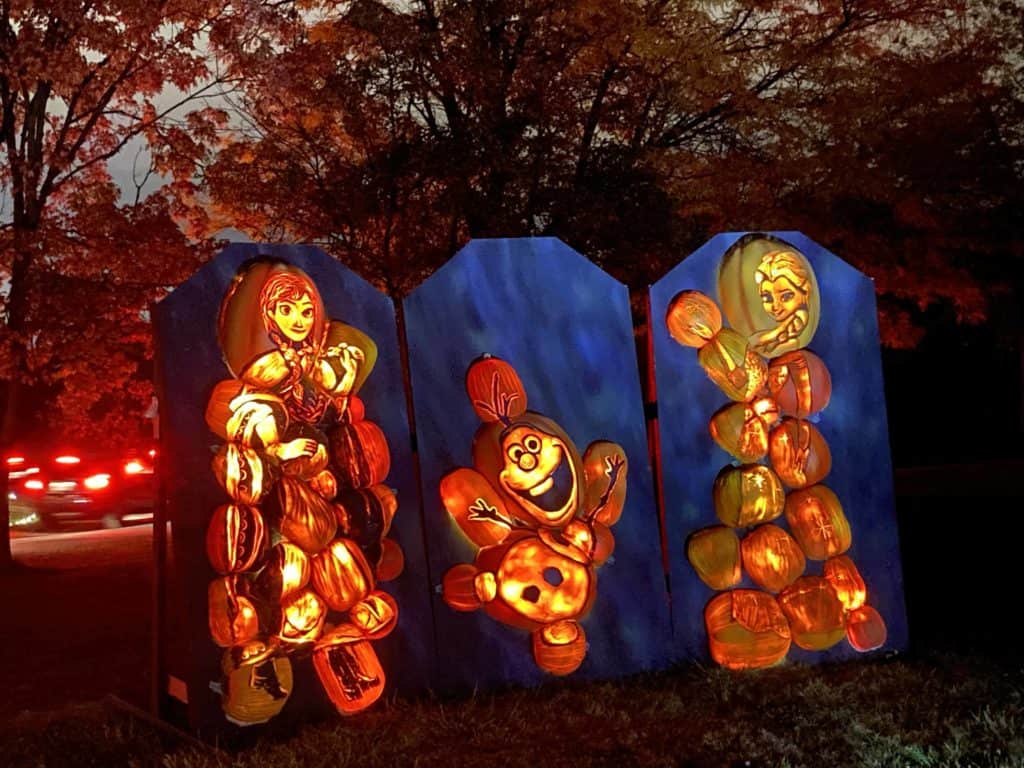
2,651,1021,768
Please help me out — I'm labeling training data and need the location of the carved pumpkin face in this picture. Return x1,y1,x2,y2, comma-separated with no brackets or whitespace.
269,292,316,343
492,537,595,625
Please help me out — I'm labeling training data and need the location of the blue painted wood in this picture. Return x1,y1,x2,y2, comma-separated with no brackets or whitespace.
403,237,672,691
153,243,434,732
649,232,909,663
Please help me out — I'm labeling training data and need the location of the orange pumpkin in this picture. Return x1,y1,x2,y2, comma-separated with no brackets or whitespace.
312,624,386,715
778,576,846,651
276,588,327,645
268,476,337,554
769,418,831,488
846,605,887,652
713,464,785,528
346,394,366,423
329,420,391,490
709,402,770,463
205,380,287,448
740,524,805,593
311,538,375,612
206,503,267,575
704,590,791,670
440,467,513,547
376,537,405,581
687,526,742,590
767,350,832,418
220,639,292,725
532,620,587,676
824,554,867,611
697,327,768,402
212,443,276,505
465,354,528,423
335,486,391,551
280,424,330,480
442,563,490,611
349,590,399,640
323,321,378,395
256,541,311,601
665,290,722,348
208,576,260,648
310,468,338,500
591,521,615,566
582,441,628,526
784,485,851,560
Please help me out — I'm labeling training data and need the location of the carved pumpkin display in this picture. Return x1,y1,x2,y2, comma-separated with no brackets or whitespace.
778,576,846,651
741,524,806,593
310,468,338,500
532,620,588,676
221,639,293,725
323,321,378,395
256,541,312,600
312,538,375,612
709,402,770,463
769,418,831,488
212,443,276,506
465,354,528,423
704,590,791,670
349,591,399,640
263,476,337,554
717,236,820,359
767,350,832,418
824,554,867,611
312,624,386,715
473,413,585,530
665,290,723,348
440,467,514,547
206,380,288,449
329,420,391,490
276,588,328,645
846,605,887,652
208,576,260,648
442,563,490,612
206,503,267,575
713,464,785,528
697,327,768,402
280,424,330,479
784,485,851,560
375,537,405,581
582,441,628,526
687,526,742,590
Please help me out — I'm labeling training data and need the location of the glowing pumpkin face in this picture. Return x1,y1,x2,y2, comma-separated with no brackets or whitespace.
493,537,594,624
497,423,580,529
269,293,316,343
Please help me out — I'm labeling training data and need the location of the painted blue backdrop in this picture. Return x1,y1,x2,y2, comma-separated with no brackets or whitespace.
404,237,672,690
153,243,434,733
648,231,909,663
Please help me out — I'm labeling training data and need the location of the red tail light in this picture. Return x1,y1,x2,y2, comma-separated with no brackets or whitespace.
24,479,45,492
55,455,81,465
83,473,111,491
124,460,146,475
5,456,25,466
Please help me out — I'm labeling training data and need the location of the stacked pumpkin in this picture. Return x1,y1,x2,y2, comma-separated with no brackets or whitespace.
667,240,886,670
202,261,403,725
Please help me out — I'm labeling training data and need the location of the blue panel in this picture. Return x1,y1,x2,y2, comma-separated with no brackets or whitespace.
153,244,434,732
649,231,909,663
404,237,672,691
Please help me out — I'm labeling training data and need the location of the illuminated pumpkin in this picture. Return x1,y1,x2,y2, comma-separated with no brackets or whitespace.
687,526,742,590
824,554,867,611
717,236,820,359
205,380,287,448
323,321,378,395
713,464,785,528
784,485,851,560
256,541,311,600
846,605,887,652
532,620,587,676
591,521,615,566
206,503,267,575
346,394,365,423
472,414,584,530
665,290,722,348
441,467,513,547
769,418,831,488
280,424,330,479
441,563,491,612
212,443,276,505
740,524,806,593
465,354,528,423
329,420,391,490
489,535,595,626
335,486,391,552
310,468,338,500
778,576,846,651
267,476,337,554
313,624,386,715
276,588,327,645
697,328,768,402
767,350,832,418
349,591,399,640
312,538,375,612
582,441,628,526
709,402,770,463
208,576,259,648
705,590,791,670
221,639,292,725
376,537,405,581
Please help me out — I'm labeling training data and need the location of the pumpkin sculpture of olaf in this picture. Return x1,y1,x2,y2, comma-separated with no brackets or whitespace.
440,355,628,675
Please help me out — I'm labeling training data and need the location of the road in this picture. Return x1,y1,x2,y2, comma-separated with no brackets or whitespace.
1,524,153,719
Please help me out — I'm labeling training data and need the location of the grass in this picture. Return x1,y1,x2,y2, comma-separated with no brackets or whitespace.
2,651,1022,768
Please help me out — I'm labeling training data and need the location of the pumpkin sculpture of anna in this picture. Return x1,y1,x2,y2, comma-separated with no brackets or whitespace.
204,261,403,725
440,355,628,676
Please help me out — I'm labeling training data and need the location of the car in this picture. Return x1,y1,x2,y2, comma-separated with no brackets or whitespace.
5,447,157,530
